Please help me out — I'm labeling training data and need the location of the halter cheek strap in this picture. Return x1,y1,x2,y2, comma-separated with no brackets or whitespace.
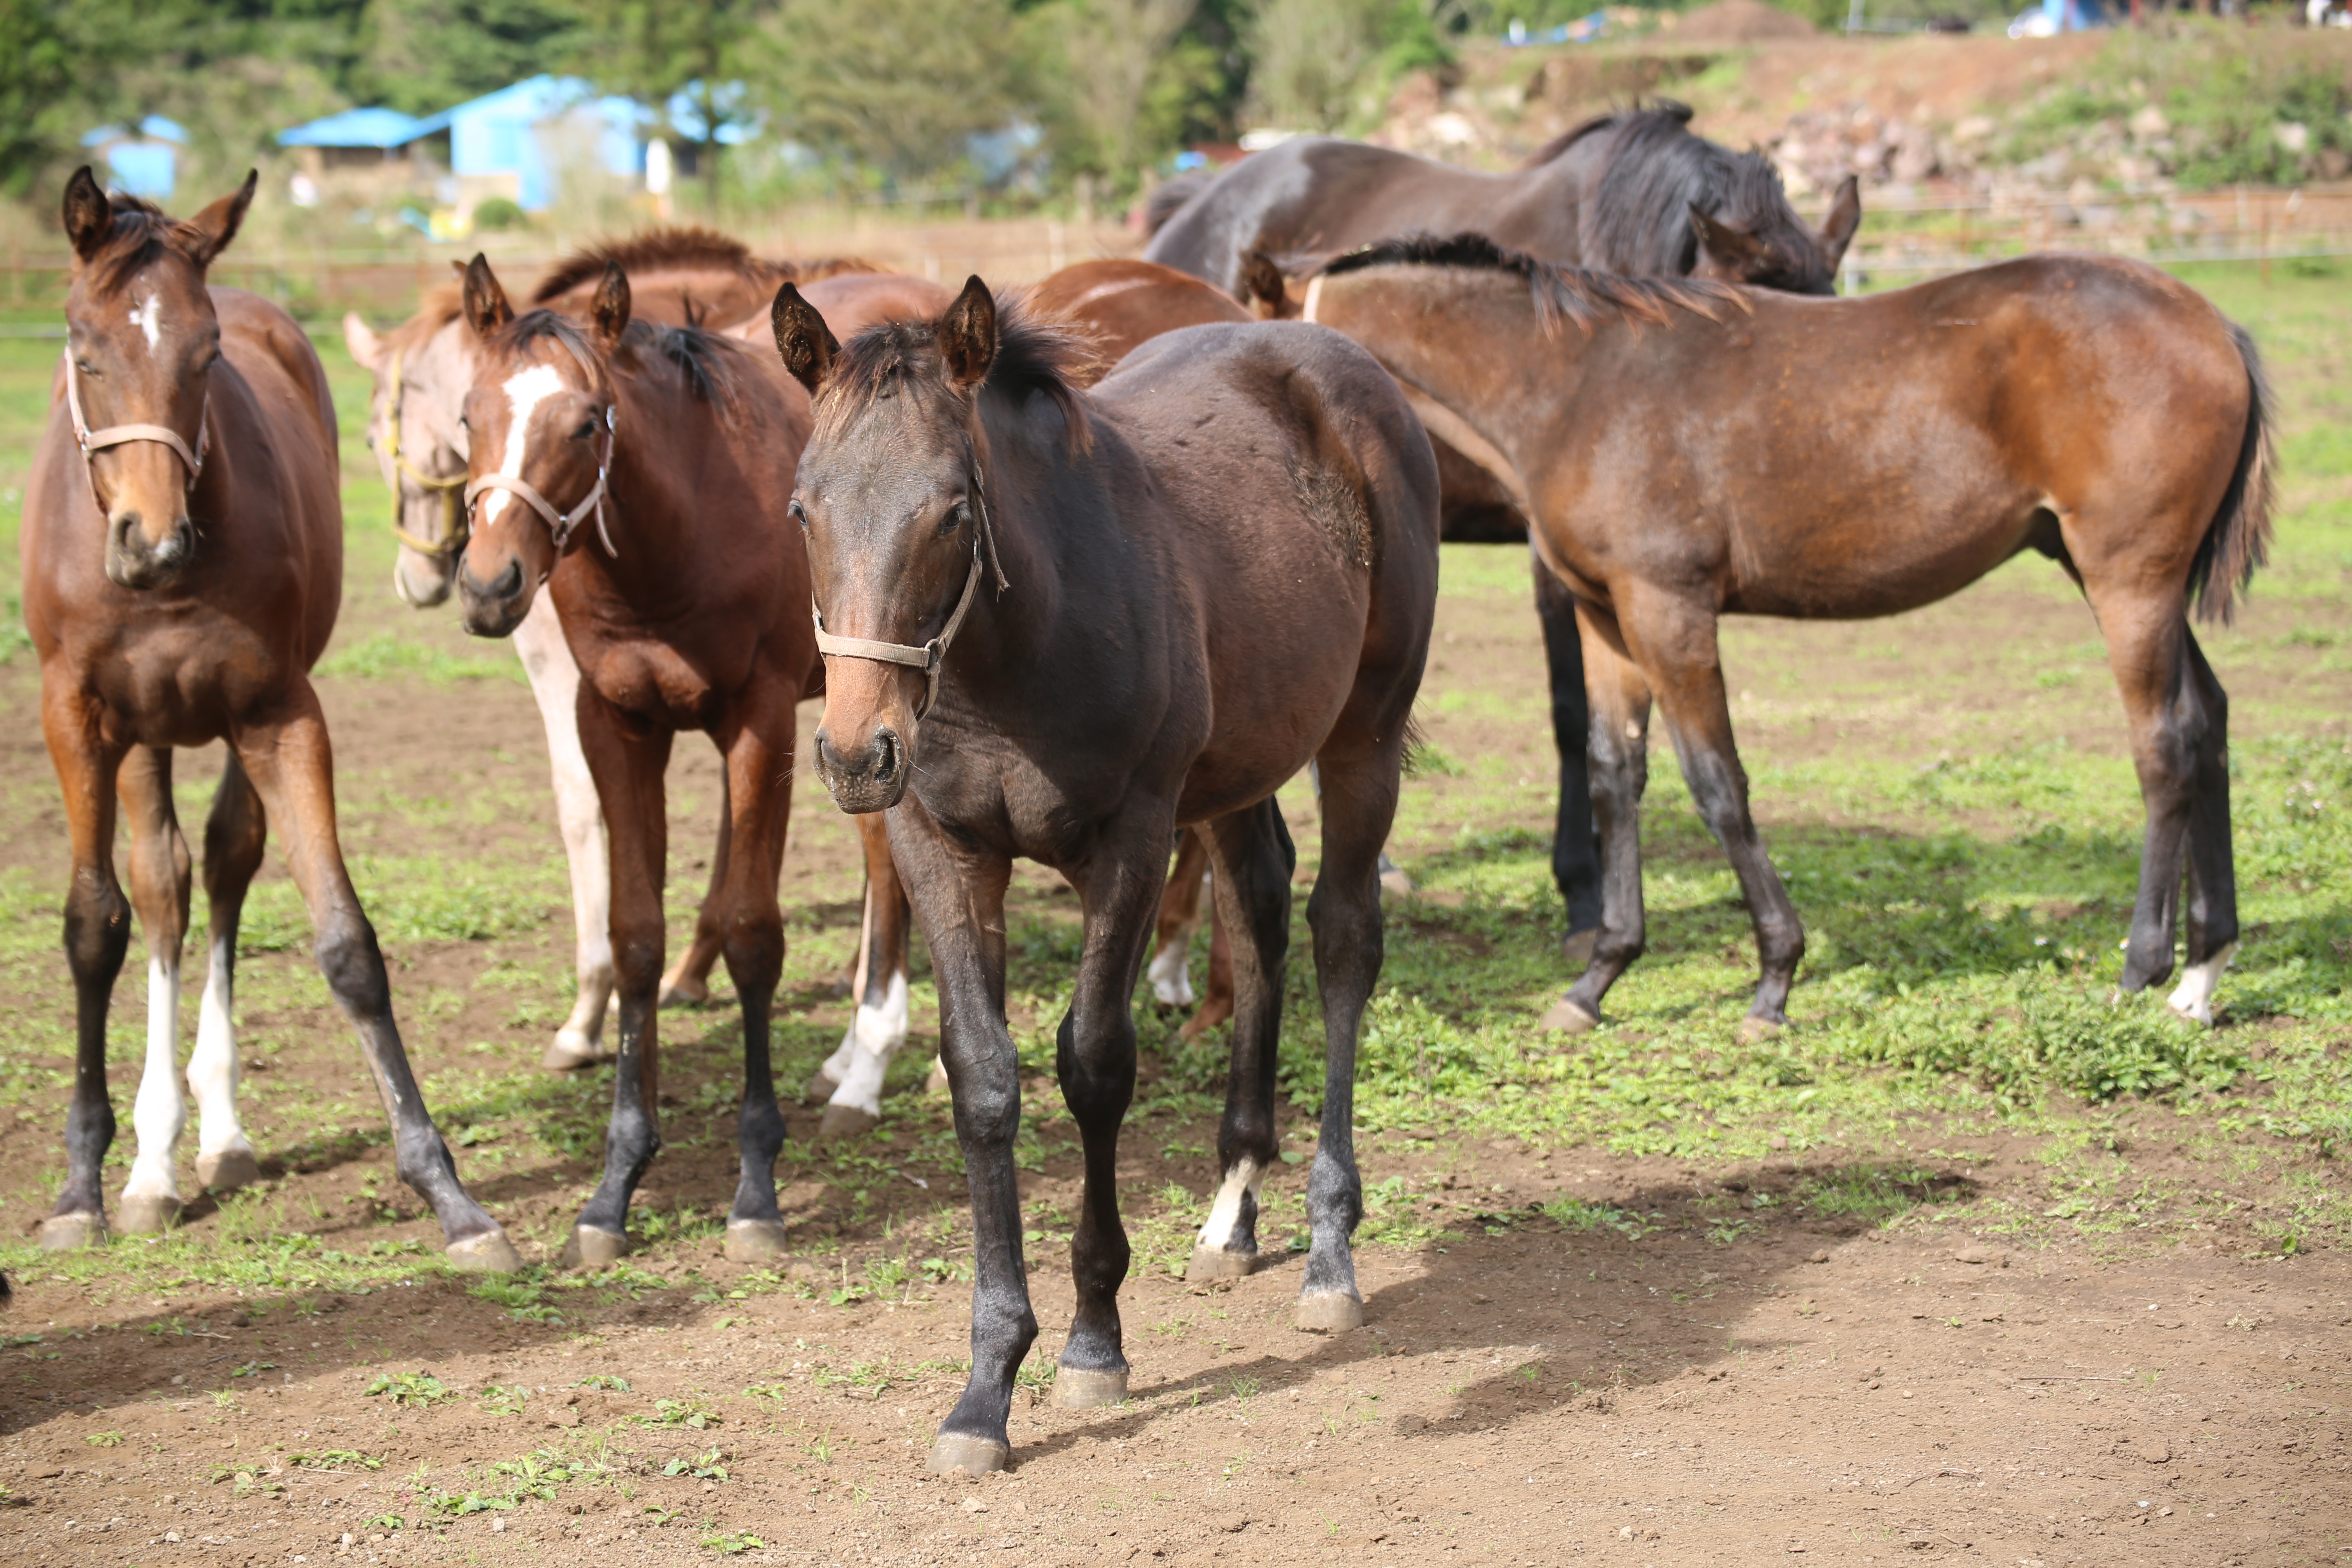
463,405,619,559
63,351,209,493
382,349,468,558
811,466,1007,722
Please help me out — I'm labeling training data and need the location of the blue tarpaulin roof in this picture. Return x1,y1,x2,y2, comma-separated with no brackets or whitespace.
82,116,188,147
277,107,437,149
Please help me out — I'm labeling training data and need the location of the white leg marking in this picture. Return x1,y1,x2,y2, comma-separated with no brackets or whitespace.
1195,1158,1266,1253
188,936,252,1165
1147,934,1196,1008
123,958,184,1203
519,592,613,1052
829,971,912,1118
479,363,566,528
2167,940,2238,1027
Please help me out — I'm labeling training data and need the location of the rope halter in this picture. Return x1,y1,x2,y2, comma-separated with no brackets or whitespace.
63,350,209,504
810,463,1007,722
381,348,468,558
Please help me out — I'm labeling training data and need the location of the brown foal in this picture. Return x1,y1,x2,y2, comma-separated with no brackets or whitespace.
454,256,819,1262
23,169,517,1267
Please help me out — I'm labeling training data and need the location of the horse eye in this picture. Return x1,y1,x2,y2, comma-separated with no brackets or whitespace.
74,360,99,377
787,499,809,530
940,501,969,537
572,418,597,440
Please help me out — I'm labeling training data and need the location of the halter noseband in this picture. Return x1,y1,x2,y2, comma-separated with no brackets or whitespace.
381,348,468,558
463,405,618,558
811,464,1007,722
63,351,209,500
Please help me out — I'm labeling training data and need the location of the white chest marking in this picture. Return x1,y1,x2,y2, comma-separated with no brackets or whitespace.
129,292,162,350
481,363,567,526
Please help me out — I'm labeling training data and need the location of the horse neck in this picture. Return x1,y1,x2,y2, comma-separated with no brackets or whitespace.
1334,276,1587,476
942,399,1076,679
592,371,715,602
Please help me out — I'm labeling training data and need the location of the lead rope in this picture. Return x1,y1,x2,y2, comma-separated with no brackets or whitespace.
382,349,469,558
63,350,210,504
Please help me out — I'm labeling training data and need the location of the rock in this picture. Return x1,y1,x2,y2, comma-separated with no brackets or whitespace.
1806,1249,1830,1264
2134,1434,2172,1464
1951,1245,2008,1267
2129,105,2169,139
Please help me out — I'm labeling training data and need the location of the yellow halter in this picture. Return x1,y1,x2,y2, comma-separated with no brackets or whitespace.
382,348,468,558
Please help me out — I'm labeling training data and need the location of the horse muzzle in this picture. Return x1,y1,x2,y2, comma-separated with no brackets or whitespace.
457,555,528,639
814,722,911,815
104,509,192,590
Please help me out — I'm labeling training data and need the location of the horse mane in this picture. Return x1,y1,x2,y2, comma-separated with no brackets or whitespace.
1312,232,1740,329
382,282,468,359
488,309,744,411
1519,100,1693,172
819,291,1094,456
1581,105,1816,277
530,226,787,304
85,193,211,291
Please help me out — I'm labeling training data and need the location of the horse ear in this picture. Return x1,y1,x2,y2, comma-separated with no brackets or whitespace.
1688,204,1769,276
771,281,839,394
343,312,383,371
1817,176,1863,271
62,166,112,263
462,253,514,339
185,170,256,269
590,261,631,348
1238,252,1289,319
936,275,998,388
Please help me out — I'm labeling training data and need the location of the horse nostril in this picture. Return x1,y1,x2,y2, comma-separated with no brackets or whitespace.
464,558,522,603
872,728,900,783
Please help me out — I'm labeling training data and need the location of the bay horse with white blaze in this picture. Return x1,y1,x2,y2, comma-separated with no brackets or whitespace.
454,254,822,1263
1287,236,2272,1034
23,169,517,1267
771,279,1439,1474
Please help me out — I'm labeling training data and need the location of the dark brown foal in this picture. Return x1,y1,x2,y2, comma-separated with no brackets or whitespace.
454,257,819,1262
23,169,517,1267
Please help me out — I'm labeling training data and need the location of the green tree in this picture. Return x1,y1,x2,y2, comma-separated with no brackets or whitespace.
572,0,771,210
758,0,1027,188
353,0,584,116
1028,0,1200,187
0,0,79,196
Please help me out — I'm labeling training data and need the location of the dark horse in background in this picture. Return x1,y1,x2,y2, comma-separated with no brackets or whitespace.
23,169,516,1267
1149,103,1862,957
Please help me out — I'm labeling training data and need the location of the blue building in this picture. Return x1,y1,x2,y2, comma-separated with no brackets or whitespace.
83,116,189,200
277,76,647,212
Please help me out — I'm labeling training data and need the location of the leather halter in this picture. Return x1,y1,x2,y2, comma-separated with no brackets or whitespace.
63,351,209,500
811,465,1006,722
381,348,468,558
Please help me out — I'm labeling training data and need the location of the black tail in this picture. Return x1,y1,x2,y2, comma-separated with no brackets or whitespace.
2189,321,2276,625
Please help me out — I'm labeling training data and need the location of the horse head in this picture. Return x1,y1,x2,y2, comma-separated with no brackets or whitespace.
774,274,1006,815
59,166,254,590
453,254,626,639
1687,174,1862,296
347,298,476,609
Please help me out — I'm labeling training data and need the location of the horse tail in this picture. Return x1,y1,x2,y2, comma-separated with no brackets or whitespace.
2187,321,2276,626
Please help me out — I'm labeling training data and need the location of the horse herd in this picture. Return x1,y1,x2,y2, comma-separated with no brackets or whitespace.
21,103,2272,1475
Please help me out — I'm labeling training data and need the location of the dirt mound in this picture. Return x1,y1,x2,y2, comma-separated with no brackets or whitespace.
1666,0,1820,44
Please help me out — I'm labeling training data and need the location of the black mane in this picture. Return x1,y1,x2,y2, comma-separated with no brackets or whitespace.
1314,232,1739,328
820,292,1093,453
490,310,742,408
1584,103,1817,278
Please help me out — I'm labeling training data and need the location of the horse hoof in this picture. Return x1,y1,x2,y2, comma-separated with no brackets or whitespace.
561,1225,630,1270
817,1104,880,1141
542,1035,613,1072
1735,1015,1784,1046
657,976,710,1009
1539,998,1601,1034
196,1148,262,1192
927,1434,1011,1476
803,1071,841,1105
1295,1290,1364,1333
445,1229,524,1273
1378,863,1415,901
1051,1366,1129,1409
118,1195,181,1235
925,1059,950,1097
1560,927,1598,969
1185,1246,1259,1282
724,1220,790,1262
38,1212,107,1251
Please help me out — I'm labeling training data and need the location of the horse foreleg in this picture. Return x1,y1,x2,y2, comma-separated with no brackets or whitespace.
1049,810,1169,1409
232,684,518,1271
2169,628,2238,1025
568,698,672,1268
39,686,128,1250
1545,602,1653,1033
660,770,728,1008
1147,828,1209,1009
890,797,1030,1476
717,713,793,1258
116,747,192,1234
1189,800,1294,1283
817,813,914,1135
515,592,615,1070
189,750,267,1194
1534,550,1602,960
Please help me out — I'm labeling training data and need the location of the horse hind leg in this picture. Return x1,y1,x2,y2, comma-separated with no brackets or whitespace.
2096,601,2203,999
1544,605,1654,1033
516,592,616,1071
117,747,192,1235
661,770,730,1008
1147,828,1209,1009
2167,628,2238,1025
40,691,129,1250
189,749,268,1194
817,813,914,1136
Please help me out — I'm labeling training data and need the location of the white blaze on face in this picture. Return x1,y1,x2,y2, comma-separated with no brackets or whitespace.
480,362,567,526
129,291,162,351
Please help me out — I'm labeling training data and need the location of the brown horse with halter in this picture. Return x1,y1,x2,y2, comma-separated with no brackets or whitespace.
345,237,925,1135
453,253,822,1263
1282,234,2273,1036
772,278,1439,1473
22,169,517,1267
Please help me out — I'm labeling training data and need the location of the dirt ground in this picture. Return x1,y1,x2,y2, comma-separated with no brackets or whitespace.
0,537,2347,1567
